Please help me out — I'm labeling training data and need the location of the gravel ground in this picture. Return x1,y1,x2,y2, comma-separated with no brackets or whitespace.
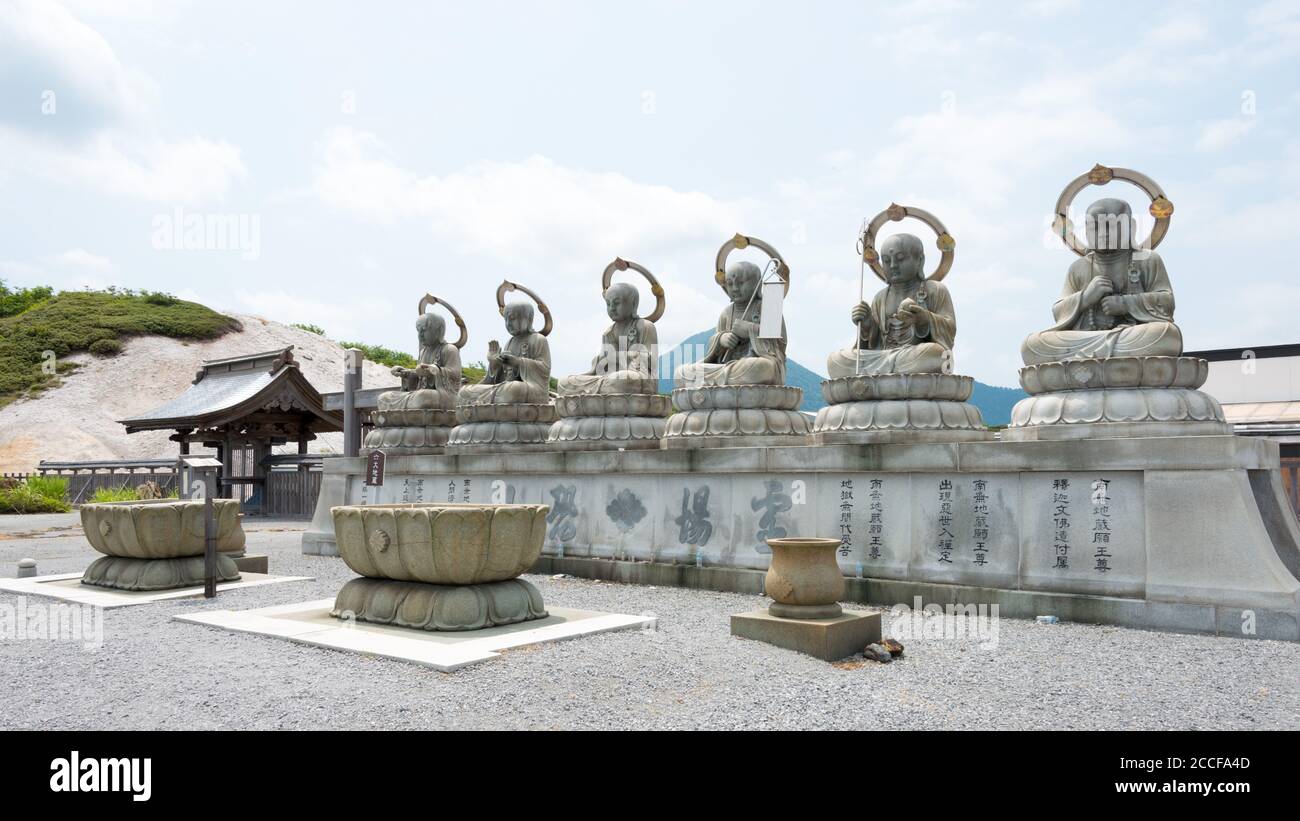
1,513,1297,730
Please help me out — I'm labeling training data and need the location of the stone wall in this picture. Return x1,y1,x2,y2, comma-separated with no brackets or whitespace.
303,436,1300,639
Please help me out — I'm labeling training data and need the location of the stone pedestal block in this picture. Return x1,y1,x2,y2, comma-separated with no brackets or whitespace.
547,393,670,451
365,393,458,456
663,385,811,449
81,554,241,592
332,576,547,632
731,610,882,661
446,402,559,453
1006,356,1230,440
813,373,990,445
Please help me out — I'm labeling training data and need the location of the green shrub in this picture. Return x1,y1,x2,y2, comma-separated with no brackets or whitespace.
90,485,138,503
89,338,123,356
0,477,72,514
339,341,417,369
142,291,179,306
0,280,54,317
25,475,68,501
291,323,326,335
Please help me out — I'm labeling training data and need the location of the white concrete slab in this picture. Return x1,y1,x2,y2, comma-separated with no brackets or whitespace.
0,572,313,608
174,599,657,671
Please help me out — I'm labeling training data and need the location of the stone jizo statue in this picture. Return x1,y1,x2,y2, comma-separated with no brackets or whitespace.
557,278,660,397
676,256,787,388
459,284,552,406
827,232,955,377
366,294,466,454
1021,196,1181,366
384,310,463,408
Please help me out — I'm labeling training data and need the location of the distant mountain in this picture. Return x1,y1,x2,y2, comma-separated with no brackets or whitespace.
658,329,1025,424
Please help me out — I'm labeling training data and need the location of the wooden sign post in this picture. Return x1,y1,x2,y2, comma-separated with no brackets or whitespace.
182,455,224,599
365,449,386,487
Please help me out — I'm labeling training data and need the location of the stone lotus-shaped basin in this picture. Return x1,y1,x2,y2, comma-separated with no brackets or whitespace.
331,503,549,585
81,499,246,559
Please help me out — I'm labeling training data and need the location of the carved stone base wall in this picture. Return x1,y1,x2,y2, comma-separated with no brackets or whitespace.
303,436,1300,640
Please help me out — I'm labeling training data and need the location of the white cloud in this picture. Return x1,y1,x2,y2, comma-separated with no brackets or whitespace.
0,0,154,130
0,0,244,202
312,127,745,273
48,248,114,272
1195,117,1256,152
1147,18,1209,47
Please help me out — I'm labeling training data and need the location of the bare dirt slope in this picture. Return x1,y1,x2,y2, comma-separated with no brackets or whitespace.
0,314,398,473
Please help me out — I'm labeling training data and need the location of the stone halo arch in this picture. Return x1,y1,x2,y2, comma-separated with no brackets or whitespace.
601,257,666,323
714,233,790,294
495,280,553,337
859,203,955,283
1052,164,1173,257
417,294,468,349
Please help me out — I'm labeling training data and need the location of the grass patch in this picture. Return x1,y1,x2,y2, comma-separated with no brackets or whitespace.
89,486,139,503
89,484,178,503
0,286,239,404
0,476,71,514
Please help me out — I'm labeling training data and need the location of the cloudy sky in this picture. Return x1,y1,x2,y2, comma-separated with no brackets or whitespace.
2,0,1298,386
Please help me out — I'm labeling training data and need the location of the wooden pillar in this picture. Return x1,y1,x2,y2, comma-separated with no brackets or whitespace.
343,348,363,457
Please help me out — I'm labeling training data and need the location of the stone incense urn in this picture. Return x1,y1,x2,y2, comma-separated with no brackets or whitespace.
80,499,245,591
764,537,845,620
330,503,549,631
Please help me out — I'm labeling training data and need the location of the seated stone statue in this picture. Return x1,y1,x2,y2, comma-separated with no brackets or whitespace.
379,311,462,411
1021,197,1182,366
558,282,658,396
675,261,786,388
827,233,955,378
459,301,552,405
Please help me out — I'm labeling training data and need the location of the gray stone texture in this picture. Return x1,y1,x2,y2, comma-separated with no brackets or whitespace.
303,435,1300,639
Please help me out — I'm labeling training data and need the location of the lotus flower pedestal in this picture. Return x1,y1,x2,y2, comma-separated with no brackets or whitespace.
79,500,245,591
329,503,549,632
662,385,813,449
1003,356,1229,441
812,373,991,445
730,537,881,661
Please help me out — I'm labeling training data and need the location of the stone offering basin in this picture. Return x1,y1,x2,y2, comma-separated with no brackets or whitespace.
81,499,246,559
331,503,549,585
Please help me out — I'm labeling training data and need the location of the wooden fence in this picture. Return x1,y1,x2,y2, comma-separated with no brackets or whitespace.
38,460,180,505
36,457,324,517
264,468,324,518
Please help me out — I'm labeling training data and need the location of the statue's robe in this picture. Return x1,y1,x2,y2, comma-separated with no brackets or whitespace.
378,342,461,411
675,301,786,388
1020,249,1182,366
459,331,552,405
558,317,659,396
827,278,955,378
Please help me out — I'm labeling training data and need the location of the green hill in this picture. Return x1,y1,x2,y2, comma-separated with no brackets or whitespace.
658,329,1025,424
0,284,239,407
